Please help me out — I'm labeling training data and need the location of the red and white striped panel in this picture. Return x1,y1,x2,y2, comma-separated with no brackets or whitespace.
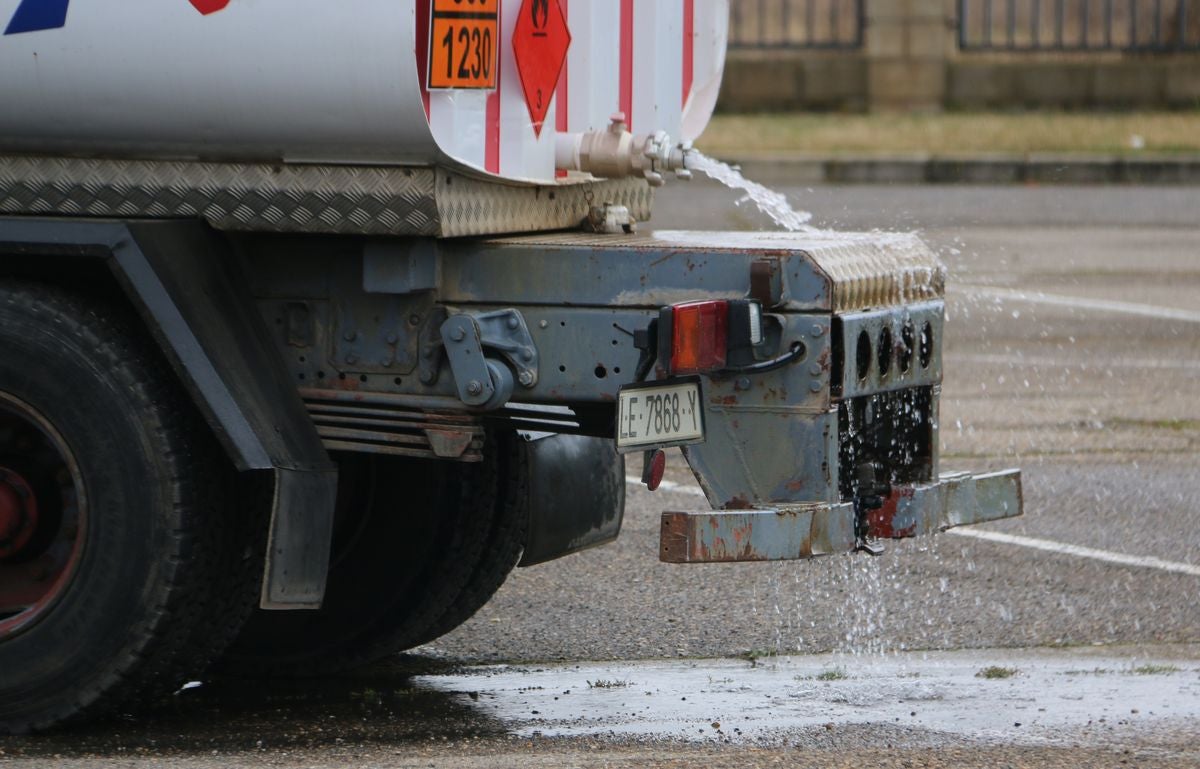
421,0,728,185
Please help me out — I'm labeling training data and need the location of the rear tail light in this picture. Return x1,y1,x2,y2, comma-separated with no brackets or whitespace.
667,301,728,376
659,300,763,376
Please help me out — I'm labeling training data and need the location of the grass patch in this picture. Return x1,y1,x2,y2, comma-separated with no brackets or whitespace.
1129,664,1181,675
743,649,776,667
698,111,1200,157
795,667,851,681
586,679,630,689
1062,668,1111,676
976,666,1019,680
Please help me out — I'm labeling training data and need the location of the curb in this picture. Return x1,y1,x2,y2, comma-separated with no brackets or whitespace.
717,153,1200,185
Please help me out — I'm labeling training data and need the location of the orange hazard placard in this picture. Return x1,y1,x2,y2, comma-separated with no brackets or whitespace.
427,0,499,90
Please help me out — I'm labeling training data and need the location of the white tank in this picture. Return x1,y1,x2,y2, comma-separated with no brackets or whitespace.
0,0,728,185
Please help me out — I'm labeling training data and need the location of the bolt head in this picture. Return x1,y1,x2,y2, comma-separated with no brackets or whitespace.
811,324,825,337
735,377,751,391
386,334,398,345
449,326,467,342
518,371,535,387
466,380,484,396
419,370,436,384
810,381,823,393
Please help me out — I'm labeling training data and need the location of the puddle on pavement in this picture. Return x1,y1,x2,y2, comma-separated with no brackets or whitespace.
3,648,1197,759
413,648,1200,745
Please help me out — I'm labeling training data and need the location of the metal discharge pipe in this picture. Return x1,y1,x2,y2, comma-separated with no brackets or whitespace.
555,113,693,187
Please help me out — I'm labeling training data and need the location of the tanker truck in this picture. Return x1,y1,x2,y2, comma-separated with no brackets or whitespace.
0,0,1021,733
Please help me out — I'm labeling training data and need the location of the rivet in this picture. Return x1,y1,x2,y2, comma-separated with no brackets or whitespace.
521,347,535,362
343,329,358,342
809,364,822,377
809,381,823,393
539,320,549,329
735,377,751,391
385,333,398,345
449,326,466,342
811,324,825,337
507,316,520,330
345,354,358,365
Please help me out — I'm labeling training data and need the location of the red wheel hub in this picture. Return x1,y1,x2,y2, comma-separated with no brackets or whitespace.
0,467,38,560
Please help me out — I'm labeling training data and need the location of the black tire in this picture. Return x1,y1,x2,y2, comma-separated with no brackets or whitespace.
0,282,250,734
221,440,504,676
410,431,529,646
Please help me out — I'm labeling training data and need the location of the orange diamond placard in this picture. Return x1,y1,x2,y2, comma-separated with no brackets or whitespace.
512,0,571,136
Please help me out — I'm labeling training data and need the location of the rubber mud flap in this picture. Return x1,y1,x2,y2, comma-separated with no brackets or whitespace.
518,433,626,567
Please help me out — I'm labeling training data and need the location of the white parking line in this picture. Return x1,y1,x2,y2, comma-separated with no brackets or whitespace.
947,528,1200,577
954,286,1200,324
947,352,1200,372
626,476,1200,577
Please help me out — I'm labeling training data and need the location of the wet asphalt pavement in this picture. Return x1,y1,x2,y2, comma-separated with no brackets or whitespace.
3,182,1199,766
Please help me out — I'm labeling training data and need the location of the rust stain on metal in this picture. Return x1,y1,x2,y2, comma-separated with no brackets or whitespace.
424,428,474,459
867,487,917,539
659,513,690,563
723,495,752,510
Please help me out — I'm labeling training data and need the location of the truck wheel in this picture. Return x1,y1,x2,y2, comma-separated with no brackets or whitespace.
0,283,246,734
221,442,503,676
409,431,529,646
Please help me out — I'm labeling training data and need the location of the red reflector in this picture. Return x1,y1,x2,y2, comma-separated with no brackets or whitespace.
643,449,667,491
671,301,728,375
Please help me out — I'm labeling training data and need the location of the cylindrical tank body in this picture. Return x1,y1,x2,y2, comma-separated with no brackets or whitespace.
0,0,727,185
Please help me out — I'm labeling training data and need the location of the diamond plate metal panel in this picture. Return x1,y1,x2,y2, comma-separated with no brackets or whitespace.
0,156,658,239
0,156,440,236
802,233,946,313
435,171,654,238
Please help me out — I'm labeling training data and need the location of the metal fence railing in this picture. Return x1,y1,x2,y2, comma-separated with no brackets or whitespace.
959,0,1200,51
728,0,865,49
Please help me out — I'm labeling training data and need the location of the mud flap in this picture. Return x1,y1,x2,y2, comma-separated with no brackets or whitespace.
659,469,1021,563
0,217,337,608
517,433,626,567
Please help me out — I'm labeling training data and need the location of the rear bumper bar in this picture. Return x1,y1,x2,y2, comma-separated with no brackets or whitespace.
659,469,1022,563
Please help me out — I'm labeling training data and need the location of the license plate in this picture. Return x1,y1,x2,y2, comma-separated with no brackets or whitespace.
427,0,499,91
616,379,705,452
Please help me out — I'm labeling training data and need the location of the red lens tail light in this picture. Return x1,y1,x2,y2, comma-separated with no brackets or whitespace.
669,301,728,375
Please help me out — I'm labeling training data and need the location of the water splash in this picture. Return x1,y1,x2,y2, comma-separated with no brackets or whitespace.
690,151,816,232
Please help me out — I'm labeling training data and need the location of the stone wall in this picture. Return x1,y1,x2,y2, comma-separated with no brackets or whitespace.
717,0,1200,112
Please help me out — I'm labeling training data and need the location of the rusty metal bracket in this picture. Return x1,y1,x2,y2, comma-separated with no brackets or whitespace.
471,309,539,388
660,469,1022,563
440,315,498,408
428,308,539,399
